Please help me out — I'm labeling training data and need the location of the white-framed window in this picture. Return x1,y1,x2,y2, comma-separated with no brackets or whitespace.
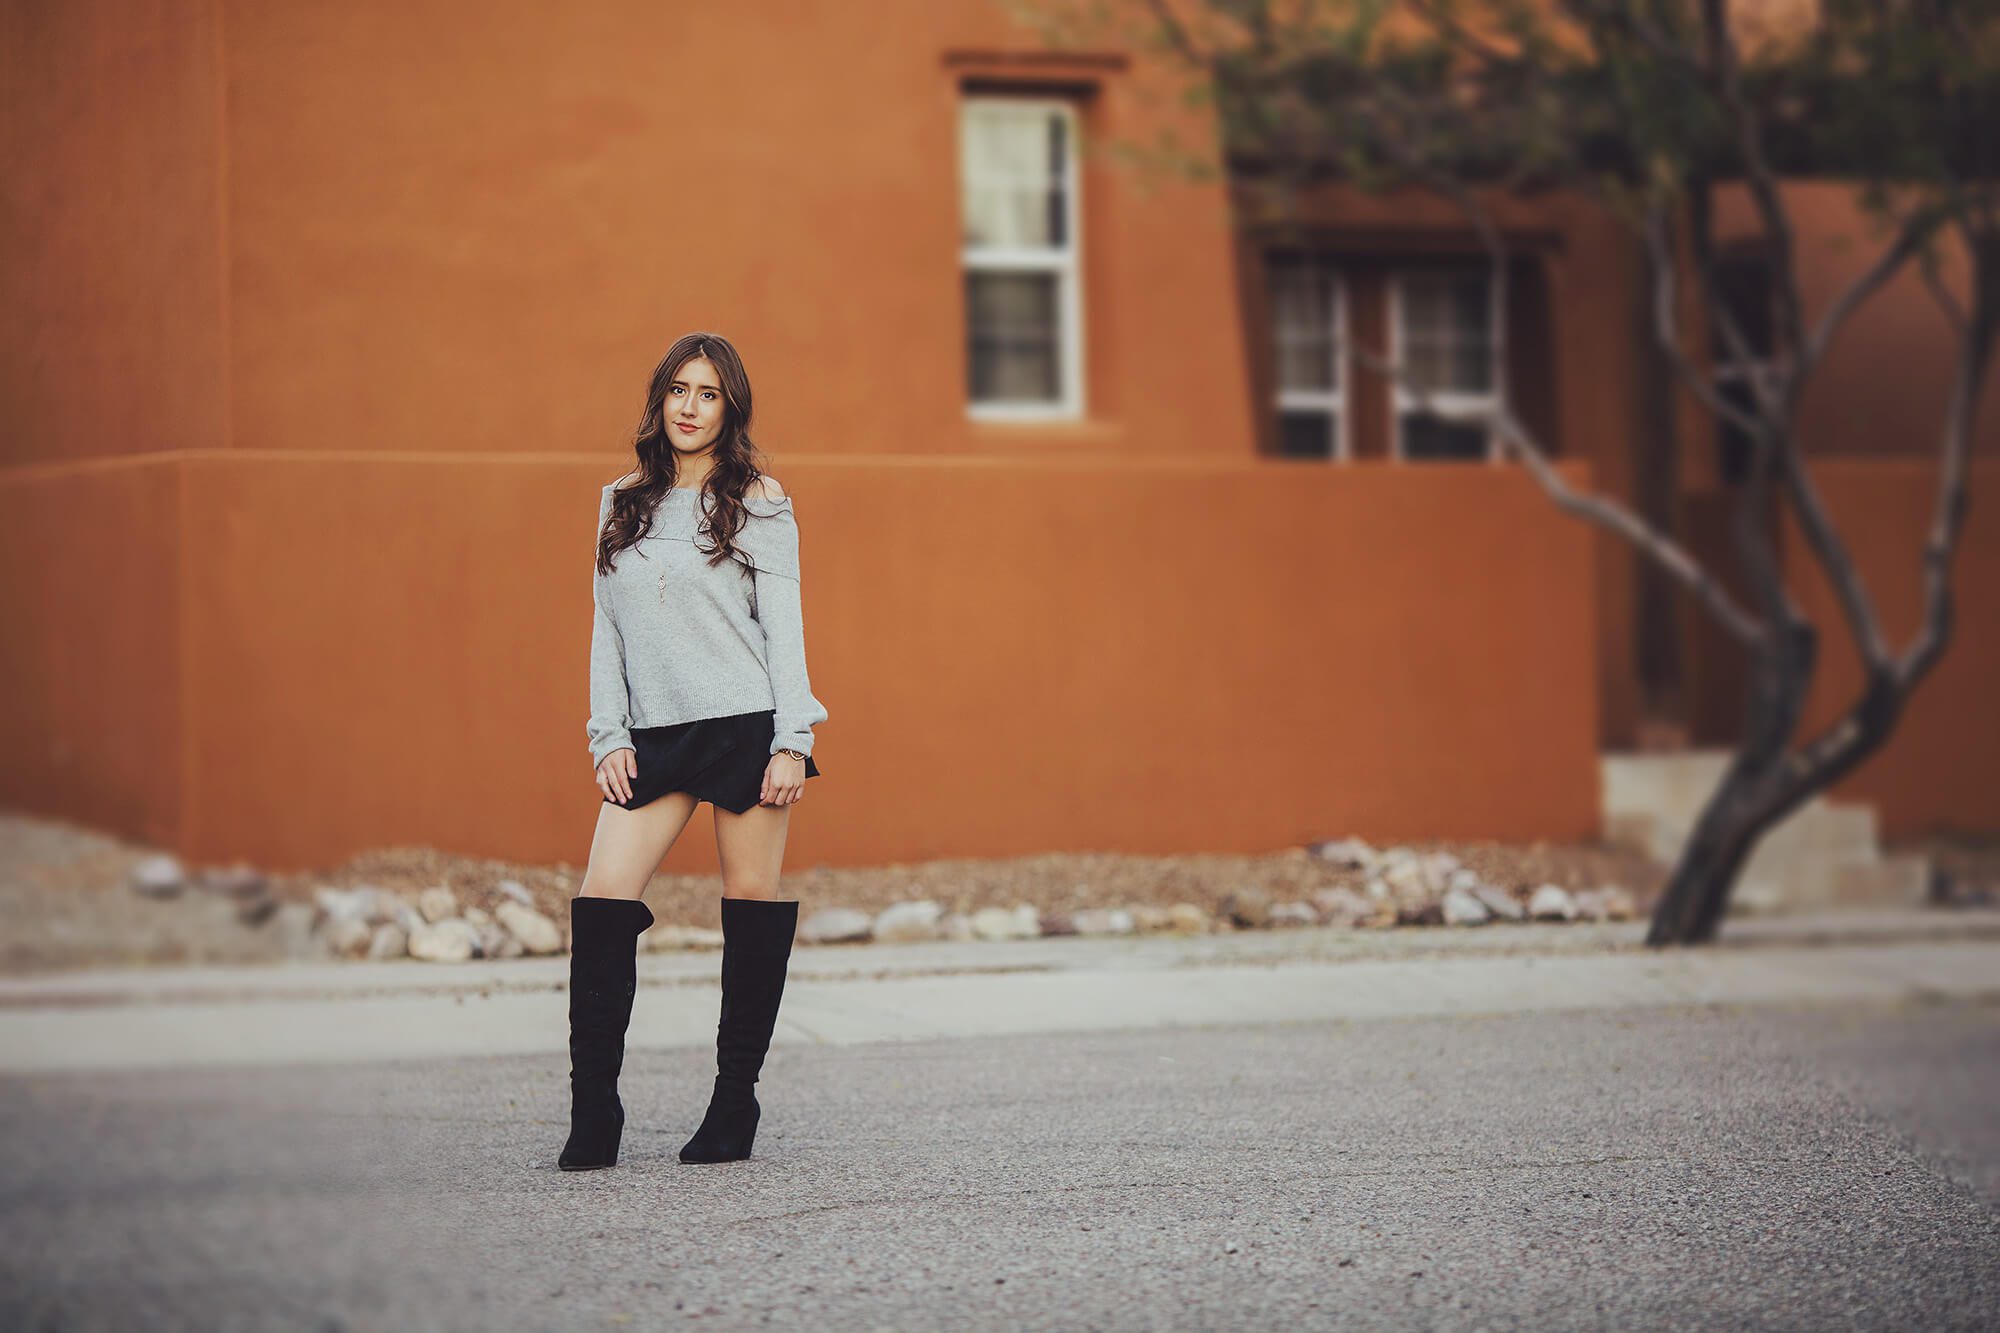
1266,255,1350,459
959,95,1084,419
1389,264,1503,461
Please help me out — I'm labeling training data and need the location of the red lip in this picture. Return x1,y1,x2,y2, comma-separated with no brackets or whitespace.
675,423,698,433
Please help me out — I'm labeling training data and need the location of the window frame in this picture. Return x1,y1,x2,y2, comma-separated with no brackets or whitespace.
1266,256,1352,461
1387,263,1506,463
959,94,1086,422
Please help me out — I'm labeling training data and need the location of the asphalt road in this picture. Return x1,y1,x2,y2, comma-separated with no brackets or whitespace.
4,992,1997,1330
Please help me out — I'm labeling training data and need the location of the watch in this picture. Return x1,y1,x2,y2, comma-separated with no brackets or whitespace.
776,747,808,761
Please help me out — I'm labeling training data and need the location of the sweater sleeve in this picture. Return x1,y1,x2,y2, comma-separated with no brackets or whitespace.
586,488,634,768
747,501,830,758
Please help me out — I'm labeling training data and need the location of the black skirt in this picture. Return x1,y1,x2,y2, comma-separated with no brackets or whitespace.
604,708,821,815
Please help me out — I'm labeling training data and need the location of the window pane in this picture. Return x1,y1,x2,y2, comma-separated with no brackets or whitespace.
1269,261,1337,392
1279,409,1336,458
961,103,1068,250
1400,270,1492,393
967,271,1060,402
1401,412,1488,460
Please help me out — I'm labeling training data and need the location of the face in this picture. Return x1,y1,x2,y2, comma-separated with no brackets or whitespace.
665,356,727,460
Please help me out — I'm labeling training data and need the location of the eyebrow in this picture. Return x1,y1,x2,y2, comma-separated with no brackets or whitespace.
671,380,720,392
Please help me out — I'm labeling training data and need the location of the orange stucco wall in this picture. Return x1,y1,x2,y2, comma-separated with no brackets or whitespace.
7,0,1993,873
3,452,1603,873
3,0,1602,873
1782,460,2000,839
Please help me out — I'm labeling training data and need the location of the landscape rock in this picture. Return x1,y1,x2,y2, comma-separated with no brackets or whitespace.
408,918,479,962
1165,902,1212,934
937,911,976,942
969,906,1038,941
128,853,186,899
366,923,408,960
1310,886,1375,926
321,915,373,957
267,902,326,960
196,862,268,901
1268,900,1318,928
234,893,281,927
1037,909,1078,937
1307,837,1377,870
1441,887,1493,926
417,886,459,924
462,905,494,929
1528,884,1578,921
1071,907,1135,936
872,900,944,943
1127,904,1171,933
494,880,536,907
1471,884,1527,921
799,907,873,944
495,900,562,955
1220,887,1272,929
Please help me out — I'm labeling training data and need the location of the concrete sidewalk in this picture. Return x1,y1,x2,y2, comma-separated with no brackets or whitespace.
2,908,1995,1074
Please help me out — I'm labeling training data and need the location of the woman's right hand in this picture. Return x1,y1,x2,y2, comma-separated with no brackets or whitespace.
596,748,637,805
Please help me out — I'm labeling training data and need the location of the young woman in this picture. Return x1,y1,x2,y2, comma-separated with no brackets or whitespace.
561,331,828,1170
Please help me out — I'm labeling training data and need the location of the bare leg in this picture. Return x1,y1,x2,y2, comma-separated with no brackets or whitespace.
580,791,702,900
711,799,794,900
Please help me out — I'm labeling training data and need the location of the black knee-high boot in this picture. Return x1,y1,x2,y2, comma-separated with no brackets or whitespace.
678,896,798,1163
558,895,654,1171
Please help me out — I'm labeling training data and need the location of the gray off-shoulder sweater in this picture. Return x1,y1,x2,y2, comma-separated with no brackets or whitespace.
586,481,828,768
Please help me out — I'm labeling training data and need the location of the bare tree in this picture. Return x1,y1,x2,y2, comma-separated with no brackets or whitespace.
1011,0,2000,944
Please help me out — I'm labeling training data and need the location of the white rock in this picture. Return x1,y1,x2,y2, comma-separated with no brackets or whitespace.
1010,904,1043,938
417,886,459,924
1527,884,1578,921
495,901,562,955
269,902,326,959
1127,904,1171,933
129,853,186,898
408,919,479,962
937,911,976,941
872,900,943,943
799,907,873,944
1165,902,1212,933
1471,884,1527,921
1269,901,1318,928
970,906,1037,940
366,922,408,960
1071,907,1136,936
1441,887,1492,926
1308,837,1378,870
1310,886,1374,925
321,915,373,957
494,880,536,907
314,886,371,923
462,905,494,929
1423,852,1464,888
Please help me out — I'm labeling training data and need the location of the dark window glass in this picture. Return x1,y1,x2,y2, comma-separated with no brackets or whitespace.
967,272,1060,402
1279,410,1335,458
1401,413,1488,460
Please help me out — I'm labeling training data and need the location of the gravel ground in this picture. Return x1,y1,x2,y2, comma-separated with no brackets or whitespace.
4,809,1994,976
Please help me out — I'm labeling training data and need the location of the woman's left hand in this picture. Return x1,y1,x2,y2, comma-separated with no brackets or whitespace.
760,753,807,806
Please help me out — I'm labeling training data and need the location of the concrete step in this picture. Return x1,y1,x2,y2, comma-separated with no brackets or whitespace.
1602,750,1928,913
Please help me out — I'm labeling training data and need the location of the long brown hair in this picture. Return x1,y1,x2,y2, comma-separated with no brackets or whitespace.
595,331,776,577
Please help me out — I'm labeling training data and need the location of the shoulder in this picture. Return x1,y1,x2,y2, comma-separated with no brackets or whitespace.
609,471,639,491
749,475,787,503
